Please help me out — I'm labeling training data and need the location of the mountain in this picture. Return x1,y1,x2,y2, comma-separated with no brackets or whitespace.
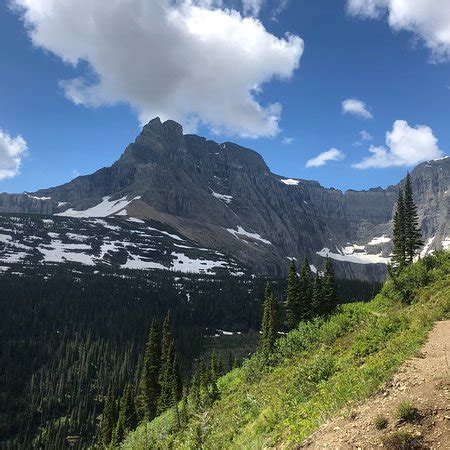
0,117,448,280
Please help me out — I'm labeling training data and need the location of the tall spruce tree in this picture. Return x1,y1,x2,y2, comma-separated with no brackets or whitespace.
158,339,177,413
259,283,277,355
311,272,322,317
299,257,313,321
99,384,117,447
392,189,407,269
285,259,300,330
136,318,161,421
112,384,137,445
403,173,423,263
322,258,339,313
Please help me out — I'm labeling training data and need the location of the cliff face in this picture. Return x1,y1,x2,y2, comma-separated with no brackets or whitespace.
0,118,448,280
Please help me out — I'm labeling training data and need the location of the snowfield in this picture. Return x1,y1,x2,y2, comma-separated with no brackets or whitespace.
226,226,272,245
56,196,141,218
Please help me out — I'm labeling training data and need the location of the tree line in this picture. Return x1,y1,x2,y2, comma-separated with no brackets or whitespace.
259,257,339,354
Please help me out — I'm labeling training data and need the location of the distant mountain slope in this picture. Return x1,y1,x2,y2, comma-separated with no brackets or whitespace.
0,213,245,277
0,118,448,280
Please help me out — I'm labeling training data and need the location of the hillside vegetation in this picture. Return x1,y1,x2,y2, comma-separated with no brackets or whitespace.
122,251,450,449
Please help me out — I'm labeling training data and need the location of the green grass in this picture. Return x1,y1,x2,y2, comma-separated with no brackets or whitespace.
122,252,450,449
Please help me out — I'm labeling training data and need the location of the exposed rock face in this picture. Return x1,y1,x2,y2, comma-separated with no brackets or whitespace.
0,118,448,280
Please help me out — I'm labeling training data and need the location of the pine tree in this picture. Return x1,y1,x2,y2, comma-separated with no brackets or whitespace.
403,173,423,264
299,257,312,321
189,371,200,410
259,283,277,355
285,259,300,330
112,384,136,445
392,189,406,269
99,384,117,447
322,258,339,313
159,311,172,378
311,272,322,317
158,339,176,413
137,318,161,421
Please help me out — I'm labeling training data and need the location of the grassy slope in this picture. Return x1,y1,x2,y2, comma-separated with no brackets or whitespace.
122,252,450,449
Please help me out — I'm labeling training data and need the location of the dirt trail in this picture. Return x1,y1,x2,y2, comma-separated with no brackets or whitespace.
301,320,450,449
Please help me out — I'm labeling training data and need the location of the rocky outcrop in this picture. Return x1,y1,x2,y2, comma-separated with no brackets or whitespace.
1,118,448,281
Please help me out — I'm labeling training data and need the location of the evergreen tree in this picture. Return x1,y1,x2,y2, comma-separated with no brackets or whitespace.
392,189,406,269
136,318,161,421
189,371,200,410
159,311,173,379
403,173,423,263
311,272,322,317
112,384,136,445
299,257,313,321
285,259,300,330
99,385,117,447
158,339,176,413
322,258,339,313
259,283,277,355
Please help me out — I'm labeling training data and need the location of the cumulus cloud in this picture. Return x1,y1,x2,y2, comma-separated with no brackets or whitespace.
306,148,345,168
11,0,303,138
342,98,373,119
353,120,443,169
0,129,28,180
281,136,293,144
347,0,450,61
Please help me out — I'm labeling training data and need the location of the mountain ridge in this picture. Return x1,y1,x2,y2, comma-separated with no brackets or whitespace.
0,117,448,280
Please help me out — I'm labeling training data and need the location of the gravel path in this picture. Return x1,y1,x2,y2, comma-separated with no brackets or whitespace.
301,320,450,449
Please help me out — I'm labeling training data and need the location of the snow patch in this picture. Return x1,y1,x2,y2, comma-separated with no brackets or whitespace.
25,193,51,200
211,191,233,204
280,178,300,186
38,240,95,266
56,196,141,218
127,217,145,224
367,235,391,246
122,256,166,271
420,236,435,258
147,227,184,242
170,252,231,273
317,247,390,265
442,237,450,251
226,226,272,245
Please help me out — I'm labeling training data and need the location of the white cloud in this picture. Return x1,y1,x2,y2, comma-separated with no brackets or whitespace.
359,130,373,141
354,129,373,146
281,137,293,144
306,148,345,168
342,98,373,119
353,119,443,169
11,0,303,138
0,129,28,180
242,0,263,16
347,0,450,61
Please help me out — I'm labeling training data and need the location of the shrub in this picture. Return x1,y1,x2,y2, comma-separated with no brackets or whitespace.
381,430,423,449
373,414,388,430
395,401,419,422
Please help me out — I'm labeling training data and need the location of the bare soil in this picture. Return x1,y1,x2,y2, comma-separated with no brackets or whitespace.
301,320,450,449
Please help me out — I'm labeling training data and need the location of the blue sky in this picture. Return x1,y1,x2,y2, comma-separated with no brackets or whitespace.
0,0,449,193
